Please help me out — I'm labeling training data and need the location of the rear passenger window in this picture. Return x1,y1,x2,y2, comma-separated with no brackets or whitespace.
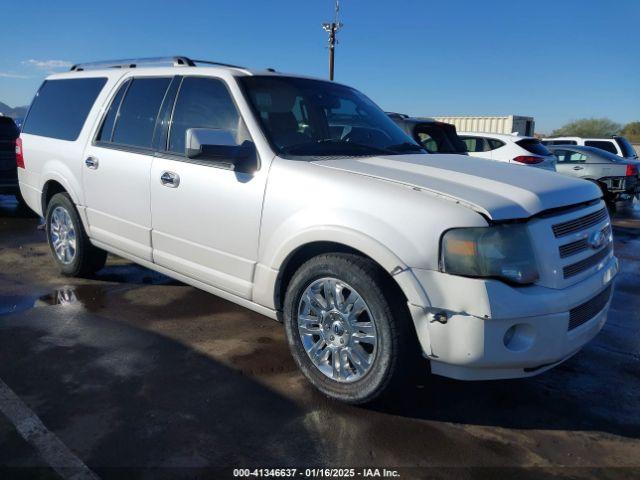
585,140,618,155
168,77,241,154
554,150,586,162
22,78,107,141
111,77,171,149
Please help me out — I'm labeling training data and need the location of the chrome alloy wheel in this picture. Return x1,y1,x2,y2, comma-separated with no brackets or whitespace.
49,206,77,265
297,277,378,383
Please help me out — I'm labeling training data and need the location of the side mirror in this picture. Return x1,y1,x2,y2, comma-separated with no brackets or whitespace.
185,128,255,169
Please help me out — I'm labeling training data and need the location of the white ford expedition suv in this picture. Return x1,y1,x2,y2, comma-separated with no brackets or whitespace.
17,57,618,403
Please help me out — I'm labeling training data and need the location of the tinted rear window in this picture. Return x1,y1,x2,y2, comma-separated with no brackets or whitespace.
584,140,618,155
0,118,19,139
516,138,551,156
22,78,107,141
111,77,171,149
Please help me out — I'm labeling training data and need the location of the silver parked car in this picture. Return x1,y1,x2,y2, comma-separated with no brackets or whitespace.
548,145,639,204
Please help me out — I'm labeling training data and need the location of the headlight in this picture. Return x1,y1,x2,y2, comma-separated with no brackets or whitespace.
440,224,539,284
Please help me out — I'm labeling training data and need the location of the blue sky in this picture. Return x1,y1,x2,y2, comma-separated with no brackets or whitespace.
1,0,638,133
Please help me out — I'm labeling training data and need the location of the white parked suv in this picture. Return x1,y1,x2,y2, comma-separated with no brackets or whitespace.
459,132,557,171
542,136,638,161
17,57,618,403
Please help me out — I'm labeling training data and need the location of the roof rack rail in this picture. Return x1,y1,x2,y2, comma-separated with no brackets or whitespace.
69,56,246,71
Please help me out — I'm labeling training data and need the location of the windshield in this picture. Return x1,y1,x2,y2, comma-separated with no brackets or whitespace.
239,76,424,157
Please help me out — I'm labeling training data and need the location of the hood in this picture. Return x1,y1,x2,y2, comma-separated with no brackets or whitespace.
312,154,601,221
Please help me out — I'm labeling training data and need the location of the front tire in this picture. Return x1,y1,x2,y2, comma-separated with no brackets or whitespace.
283,253,417,404
45,192,107,277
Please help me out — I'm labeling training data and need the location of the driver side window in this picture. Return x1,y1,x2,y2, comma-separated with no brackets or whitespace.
168,77,242,155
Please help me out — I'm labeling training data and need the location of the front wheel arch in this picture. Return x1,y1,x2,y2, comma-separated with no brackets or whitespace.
274,240,424,315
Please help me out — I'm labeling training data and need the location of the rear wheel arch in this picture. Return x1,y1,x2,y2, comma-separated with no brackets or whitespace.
41,179,68,213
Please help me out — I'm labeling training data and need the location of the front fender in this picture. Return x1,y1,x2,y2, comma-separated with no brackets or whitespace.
258,224,431,310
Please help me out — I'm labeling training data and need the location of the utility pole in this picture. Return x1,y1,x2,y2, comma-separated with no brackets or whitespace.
322,0,342,81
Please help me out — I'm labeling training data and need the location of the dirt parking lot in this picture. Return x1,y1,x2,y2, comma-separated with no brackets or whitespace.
1,195,639,479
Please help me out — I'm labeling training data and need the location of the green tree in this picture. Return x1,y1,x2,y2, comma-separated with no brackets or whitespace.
551,118,622,137
620,122,640,143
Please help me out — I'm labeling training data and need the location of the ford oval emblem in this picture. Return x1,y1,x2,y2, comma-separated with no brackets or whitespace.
588,230,606,250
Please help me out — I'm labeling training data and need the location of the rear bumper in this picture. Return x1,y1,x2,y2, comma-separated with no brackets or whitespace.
408,255,619,380
603,176,638,193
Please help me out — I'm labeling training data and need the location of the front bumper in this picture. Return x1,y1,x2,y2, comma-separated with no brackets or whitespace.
408,255,619,380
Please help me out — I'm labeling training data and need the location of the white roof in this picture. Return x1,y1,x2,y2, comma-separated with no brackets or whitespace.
46,64,329,84
457,131,534,141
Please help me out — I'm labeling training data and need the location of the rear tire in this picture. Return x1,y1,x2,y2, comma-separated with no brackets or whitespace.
45,192,107,277
283,253,420,404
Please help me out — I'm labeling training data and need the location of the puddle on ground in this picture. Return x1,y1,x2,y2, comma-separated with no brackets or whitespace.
1,285,112,316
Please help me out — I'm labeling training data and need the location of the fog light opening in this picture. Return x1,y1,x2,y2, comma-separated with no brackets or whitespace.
503,324,536,352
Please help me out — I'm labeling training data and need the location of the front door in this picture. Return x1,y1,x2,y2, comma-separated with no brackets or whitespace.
150,76,265,299
83,76,172,261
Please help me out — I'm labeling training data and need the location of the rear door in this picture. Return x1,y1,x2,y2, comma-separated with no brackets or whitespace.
82,76,173,261
150,76,265,299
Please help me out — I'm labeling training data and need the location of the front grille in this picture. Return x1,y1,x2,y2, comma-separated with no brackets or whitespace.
558,225,612,259
569,285,613,330
563,245,612,279
552,208,608,238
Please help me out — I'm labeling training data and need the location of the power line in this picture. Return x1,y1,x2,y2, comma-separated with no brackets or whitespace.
322,0,342,81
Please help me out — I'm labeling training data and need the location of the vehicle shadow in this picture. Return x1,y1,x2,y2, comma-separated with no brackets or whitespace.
0,304,323,474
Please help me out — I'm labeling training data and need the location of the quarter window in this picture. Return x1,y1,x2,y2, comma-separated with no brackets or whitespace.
459,136,489,152
168,77,241,154
111,77,171,149
22,78,107,141
487,138,505,150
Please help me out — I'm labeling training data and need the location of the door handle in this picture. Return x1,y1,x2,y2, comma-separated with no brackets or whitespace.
85,157,99,169
160,171,180,188
573,166,584,170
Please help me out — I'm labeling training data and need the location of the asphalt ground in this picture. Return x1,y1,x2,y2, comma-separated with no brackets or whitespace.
1,194,639,479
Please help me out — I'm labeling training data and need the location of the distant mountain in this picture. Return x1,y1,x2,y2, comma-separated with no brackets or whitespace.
0,102,28,119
